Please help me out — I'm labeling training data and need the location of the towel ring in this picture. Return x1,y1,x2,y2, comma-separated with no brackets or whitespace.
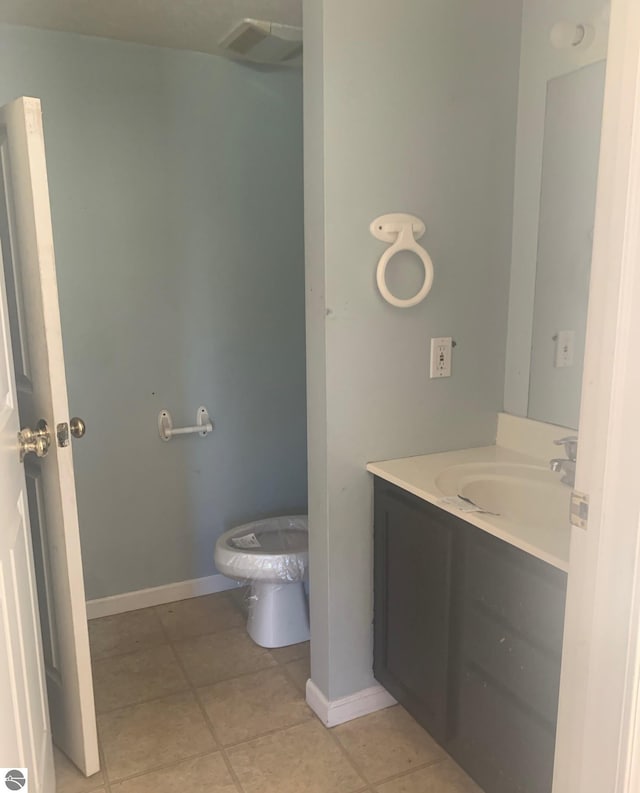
370,214,434,308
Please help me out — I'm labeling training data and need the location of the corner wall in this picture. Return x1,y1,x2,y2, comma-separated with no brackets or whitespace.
0,25,307,599
305,0,523,700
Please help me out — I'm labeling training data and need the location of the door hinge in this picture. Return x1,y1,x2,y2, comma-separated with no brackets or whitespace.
570,490,589,530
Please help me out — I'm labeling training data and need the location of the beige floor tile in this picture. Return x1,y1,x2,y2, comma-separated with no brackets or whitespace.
110,752,238,793
374,758,483,793
334,706,444,784
198,666,312,746
284,656,310,693
54,747,105,793
269,640,310,665
227,719,365,793
88,608,166,661
173,627,276,687
99,690,216,781
156,594,243,640
92,644,188,713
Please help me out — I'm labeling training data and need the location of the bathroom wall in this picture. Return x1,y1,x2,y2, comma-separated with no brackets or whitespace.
504,0,608,418
304,0,523,700
0,25,307,600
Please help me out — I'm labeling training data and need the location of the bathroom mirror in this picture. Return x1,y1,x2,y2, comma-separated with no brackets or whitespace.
527,61,605,429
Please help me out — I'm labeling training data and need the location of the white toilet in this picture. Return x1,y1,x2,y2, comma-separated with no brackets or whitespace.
214,515,309,648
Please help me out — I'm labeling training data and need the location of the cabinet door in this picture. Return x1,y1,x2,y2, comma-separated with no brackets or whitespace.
374,481,455,740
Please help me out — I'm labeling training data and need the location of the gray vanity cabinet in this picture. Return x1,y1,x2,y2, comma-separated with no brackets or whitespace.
373,477,567,793
373,480,457,742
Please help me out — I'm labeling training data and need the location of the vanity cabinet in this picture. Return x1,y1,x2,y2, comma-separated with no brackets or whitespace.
373,481,457,742
373,478,567,793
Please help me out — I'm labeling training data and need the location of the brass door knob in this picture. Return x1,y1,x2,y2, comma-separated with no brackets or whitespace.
18,419,51,462
70,417,86,439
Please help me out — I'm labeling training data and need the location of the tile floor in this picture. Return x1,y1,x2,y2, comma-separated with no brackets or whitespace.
55,590,482,793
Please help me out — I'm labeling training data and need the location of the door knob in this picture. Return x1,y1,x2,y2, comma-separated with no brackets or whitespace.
18,419,51,462
70,417,86,439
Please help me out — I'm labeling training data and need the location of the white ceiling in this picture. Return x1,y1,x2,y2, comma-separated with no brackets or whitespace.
0,0,302,57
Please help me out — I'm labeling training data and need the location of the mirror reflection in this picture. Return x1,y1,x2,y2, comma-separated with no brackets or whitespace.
528,61,606,429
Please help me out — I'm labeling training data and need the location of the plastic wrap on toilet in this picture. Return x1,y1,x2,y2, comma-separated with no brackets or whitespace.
216,515,309,584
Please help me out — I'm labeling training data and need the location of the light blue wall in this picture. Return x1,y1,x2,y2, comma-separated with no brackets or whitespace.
0,25,307,600
304,0,523,699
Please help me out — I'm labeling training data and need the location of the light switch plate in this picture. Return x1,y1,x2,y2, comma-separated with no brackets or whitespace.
555,330,575,368
430,337,452,378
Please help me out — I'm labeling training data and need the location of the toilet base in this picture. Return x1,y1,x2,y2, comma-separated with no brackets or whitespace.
247,581,310,648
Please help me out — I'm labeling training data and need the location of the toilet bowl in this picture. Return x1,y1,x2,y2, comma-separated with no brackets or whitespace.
214,515,309,648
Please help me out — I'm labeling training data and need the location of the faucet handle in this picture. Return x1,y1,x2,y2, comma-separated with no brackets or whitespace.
554,435,578,461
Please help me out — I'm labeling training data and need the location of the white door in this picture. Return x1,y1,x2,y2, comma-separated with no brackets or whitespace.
0,97,99,776
0,244,54,791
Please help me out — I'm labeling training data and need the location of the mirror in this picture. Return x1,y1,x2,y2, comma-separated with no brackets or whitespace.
504,51,607,432
527,61,606,429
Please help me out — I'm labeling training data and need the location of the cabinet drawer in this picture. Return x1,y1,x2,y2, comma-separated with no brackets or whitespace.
457,666,556,793
462,606,562,725
466,529,566,652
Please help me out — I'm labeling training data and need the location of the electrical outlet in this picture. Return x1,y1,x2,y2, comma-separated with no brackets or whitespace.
554,330,575,368
430,337,452,378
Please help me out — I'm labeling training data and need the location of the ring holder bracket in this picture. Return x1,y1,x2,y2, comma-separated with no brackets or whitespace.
370,213,434,308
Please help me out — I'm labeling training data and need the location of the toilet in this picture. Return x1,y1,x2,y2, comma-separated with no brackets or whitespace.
214,515,309,648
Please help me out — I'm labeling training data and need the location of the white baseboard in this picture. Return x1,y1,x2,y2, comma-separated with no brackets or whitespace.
86,573,241,620
306,678,396,728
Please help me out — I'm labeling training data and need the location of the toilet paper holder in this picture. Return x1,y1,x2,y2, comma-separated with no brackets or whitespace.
370,213,434,308
158,406,213,441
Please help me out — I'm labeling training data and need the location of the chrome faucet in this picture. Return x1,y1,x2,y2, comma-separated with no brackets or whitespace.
550,436,578,487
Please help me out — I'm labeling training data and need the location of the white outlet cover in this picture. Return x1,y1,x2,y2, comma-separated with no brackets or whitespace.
430,337,452,378
555,330,575,368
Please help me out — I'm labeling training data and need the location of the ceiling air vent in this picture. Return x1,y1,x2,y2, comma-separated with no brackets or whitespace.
219,19,302,64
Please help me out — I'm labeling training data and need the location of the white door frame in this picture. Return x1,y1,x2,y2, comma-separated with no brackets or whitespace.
553,0,640,790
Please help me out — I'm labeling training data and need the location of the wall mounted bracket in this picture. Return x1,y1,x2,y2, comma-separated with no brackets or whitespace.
158,406,213,442
370,213,434,308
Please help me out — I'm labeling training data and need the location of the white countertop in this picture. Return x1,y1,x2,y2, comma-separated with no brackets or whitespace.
367,445,571,572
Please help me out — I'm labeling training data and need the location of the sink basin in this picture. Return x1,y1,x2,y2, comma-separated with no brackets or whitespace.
435,462,570,532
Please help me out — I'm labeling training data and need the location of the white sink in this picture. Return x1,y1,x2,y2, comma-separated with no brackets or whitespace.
435,462,570,532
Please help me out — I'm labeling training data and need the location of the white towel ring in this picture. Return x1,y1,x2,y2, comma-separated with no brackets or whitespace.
371,213,434,308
